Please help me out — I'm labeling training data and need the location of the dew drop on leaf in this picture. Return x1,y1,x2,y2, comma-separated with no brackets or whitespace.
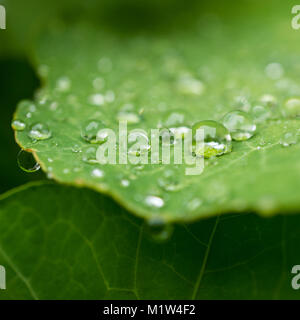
157,169,184,192
28,123,52,141
81,120,107,144
192,120,232,158
280,132,298,147
221,110,256,141
145,195,165,208
251,105,272,123
82,147,98,164
17,150,40,173
283,98,300,118
11,119,26,131
91,168,104,178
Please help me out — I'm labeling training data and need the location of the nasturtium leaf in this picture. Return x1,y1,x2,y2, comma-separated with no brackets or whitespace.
13,2,300,222
0,183,299,299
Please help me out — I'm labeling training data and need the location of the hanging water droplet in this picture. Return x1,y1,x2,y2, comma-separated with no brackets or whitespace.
17,150,40,173
192,120,232,158
265,62,284,80
82,147,98,164
91,168,104,178
11,119,26,131
28,123,52,141
81,120,107,144
146,217,173,242
145,195,165,208
283,98,300,118
280,132,298,147
251,105,271,123
221,111,256,141
157,169,184,192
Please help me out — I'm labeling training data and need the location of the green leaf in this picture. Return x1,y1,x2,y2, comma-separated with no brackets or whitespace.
0,182,299,299
13,3,300,223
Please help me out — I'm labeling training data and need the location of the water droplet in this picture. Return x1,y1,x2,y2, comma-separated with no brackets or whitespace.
28,123,52,141
145,195,165,208
89,93,105,106
187,198,202,211
265,62,284,80
128,130,151,156
98,57,112,73
82,147,98,164
192,120,232,158
260,94,277,108
158,170,184,192
91,168,104,178
159,128,175,146
71,144,82,153
93,77,105,90
251,105,271,123
161,111,185,128
283,98,300,118
280,132,298,147
17,150,40,173
56,76,71,92
105,90,115,103
121,179,130,187
117,111,141,124
11,119,26,131
146,217,173,242
81,120,107,144
177,75,205,95
222,111,256,141
63,168,70,174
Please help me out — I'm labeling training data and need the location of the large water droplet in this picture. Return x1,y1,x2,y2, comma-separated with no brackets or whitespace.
280,132,298,147
11,119,26,131
89,94,105,106
283,98,300,118
56,76,71,92
192,120,232,158
81,120,107,144
17,150,40,173
146,217,173,242
28,123,52,141
221,111,256,141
